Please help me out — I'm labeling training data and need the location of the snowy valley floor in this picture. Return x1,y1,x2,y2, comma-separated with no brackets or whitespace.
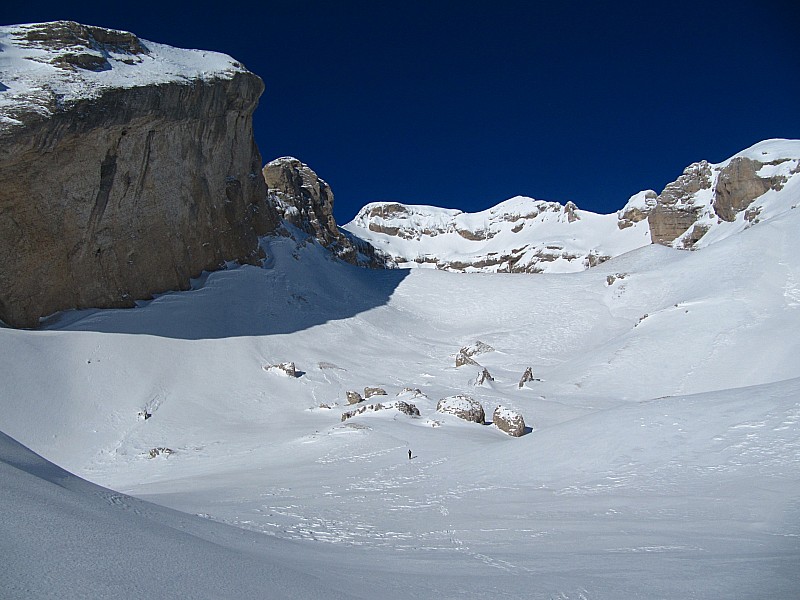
2,208,800,598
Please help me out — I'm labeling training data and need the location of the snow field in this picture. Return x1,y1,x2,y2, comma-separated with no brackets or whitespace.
1,190,800,597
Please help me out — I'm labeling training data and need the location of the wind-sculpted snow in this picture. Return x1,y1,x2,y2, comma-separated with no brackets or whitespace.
2,172,800,597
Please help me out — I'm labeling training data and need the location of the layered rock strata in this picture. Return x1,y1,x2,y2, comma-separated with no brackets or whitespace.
0,22,277,327
263,157,387,268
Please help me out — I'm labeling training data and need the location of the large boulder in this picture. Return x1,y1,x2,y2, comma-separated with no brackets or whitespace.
436,395,485,424
492,406,526,437
0,22,277,328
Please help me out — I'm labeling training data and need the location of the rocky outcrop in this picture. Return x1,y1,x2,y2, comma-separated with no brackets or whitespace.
364,387,387,399
647,161,712,245
518,367,535,388
436,395,485,424
263,362,298,377
345,391,363,405
713,157,780,221
492,407,526,437
341,400,419,422
263,157,387,268
396,401,420,417
474,368,494,386
637,150,797,247
0,22,277,327
455,351,479,368
343,196,643,275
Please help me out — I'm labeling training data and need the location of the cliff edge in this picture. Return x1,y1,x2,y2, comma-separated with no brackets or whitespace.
0,22,277,327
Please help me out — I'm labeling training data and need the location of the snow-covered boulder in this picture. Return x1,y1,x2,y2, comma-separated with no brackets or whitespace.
492,406,526,437
436,395,485,424
263,362,298,377
396,401,420,417
364,387,387,399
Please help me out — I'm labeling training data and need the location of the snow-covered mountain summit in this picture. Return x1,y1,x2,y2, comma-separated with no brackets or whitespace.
0,21,247,129
344,139,800,273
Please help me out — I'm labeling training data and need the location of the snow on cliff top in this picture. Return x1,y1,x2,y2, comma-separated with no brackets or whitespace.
0,21,247,124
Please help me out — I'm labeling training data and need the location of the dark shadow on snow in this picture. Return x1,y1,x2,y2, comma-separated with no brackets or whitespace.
39,248,411,340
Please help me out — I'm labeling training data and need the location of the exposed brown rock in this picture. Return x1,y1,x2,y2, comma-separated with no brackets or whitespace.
518,367,535,388
0,23,276,328
713,157,775,222
263,157,387,267
492,406,526,437
346,391,363,405
364,387,387,399
436,395,485,424
648,161,712,245
474,368,494,386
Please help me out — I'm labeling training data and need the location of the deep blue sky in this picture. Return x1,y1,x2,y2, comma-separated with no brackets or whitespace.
4,1,799,222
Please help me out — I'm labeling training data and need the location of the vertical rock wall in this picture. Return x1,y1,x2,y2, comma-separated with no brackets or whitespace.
0,23,277,327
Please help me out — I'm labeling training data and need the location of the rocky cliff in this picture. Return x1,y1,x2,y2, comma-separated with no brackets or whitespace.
619,140,800,248
0,22,277,327
343,196,651,274
263,157,387,268
345,140,800,273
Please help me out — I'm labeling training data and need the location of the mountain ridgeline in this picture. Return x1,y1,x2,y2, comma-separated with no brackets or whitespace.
1,21,798,327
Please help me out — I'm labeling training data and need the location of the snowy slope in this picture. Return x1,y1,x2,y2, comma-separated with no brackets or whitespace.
344,139,800,273
1,195,799,597
344,196,651,273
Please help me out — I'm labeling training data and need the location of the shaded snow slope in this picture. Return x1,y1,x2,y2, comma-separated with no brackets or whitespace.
1,203,799,597
0,431,369,600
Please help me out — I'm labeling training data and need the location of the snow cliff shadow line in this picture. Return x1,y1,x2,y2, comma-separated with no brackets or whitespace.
41,259,411,340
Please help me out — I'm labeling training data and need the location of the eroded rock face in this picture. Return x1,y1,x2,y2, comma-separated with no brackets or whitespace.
647,161,712,245
436,395,485,424
0,22,277,327
263,157,387,268
713,157,775,221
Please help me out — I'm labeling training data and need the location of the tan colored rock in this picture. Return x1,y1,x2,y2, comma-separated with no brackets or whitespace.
713,157,773,222
263,157,386,267
455,351,479,368
346,391,363,405
564,201,580,222
0,22,277,328
492,406,526,437
436,395,485,424
518,367,535,388
396,401,420,417
474,368,494,386
648,161,712,245
364,387,387,399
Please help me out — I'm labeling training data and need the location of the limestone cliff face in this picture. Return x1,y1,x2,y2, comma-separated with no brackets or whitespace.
0,22,277,327
263,157,387,268
616,141,800,249
647,161,713,246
